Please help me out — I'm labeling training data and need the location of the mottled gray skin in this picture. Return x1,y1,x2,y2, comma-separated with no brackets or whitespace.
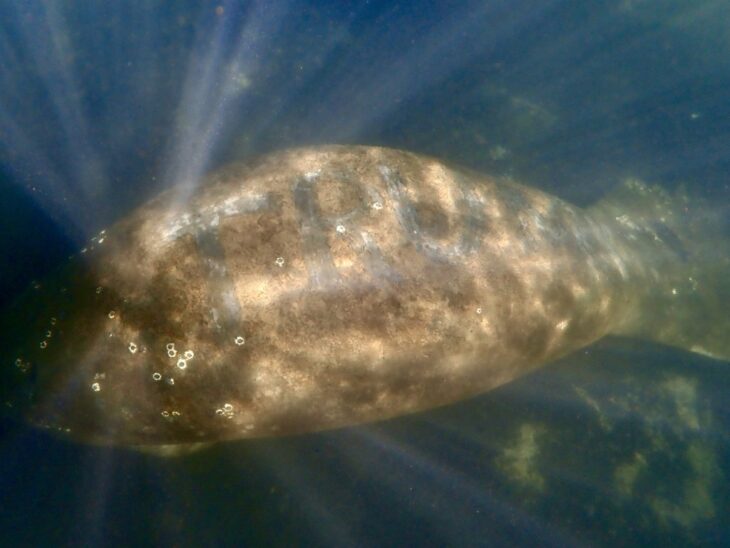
2,146,672,448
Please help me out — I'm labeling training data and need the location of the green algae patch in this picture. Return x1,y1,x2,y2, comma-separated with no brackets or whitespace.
614,452,648,497
649,441,720,529
496,423,546,492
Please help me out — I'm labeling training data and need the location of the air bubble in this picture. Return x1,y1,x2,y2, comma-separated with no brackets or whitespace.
161,410,170,417
172,410,181,417
168,348,177,358
215,409,224,416
184,350,194,360
166,378,175,386
91,382,101,392
96,286,103,294
234,336,245,346
39,341,47,349
223,403,233,412
275,256,285,267
336,224,346,234
128,342,138,354
108,311,116,319
372,201,383,210
152,372,162,381
166,343,175,351
50,317,57,325
476,307,483,315
177,359,187,370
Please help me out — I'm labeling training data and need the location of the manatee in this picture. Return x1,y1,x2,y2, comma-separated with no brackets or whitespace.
1,146,727,453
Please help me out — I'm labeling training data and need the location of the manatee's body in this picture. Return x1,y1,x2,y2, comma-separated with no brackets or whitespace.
2,146,708,449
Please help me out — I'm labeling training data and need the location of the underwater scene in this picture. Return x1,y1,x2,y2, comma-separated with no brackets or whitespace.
0,1,728,546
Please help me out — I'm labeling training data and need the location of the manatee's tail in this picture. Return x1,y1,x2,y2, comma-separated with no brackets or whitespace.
589,178,730,361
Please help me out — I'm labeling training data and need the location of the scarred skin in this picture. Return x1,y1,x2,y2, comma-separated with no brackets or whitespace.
3,146,660,448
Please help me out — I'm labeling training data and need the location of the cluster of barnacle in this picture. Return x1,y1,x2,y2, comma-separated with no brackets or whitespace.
38,316,57,350
215,402,235,419
166,342,194,370
160,409,182,419
90,372,106,392
14,357,30,373
151,342,195,386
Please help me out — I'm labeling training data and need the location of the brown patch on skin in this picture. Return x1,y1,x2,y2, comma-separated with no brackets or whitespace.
493,266,526,298
543,281,576,319
314,174,367,217
440,269,480,311
219,192,287,247
489,266,526,327
413,200,451,239
121,234,209,340
507,320,553,362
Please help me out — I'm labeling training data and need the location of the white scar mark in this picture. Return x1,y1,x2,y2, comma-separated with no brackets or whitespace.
161,193,270,242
